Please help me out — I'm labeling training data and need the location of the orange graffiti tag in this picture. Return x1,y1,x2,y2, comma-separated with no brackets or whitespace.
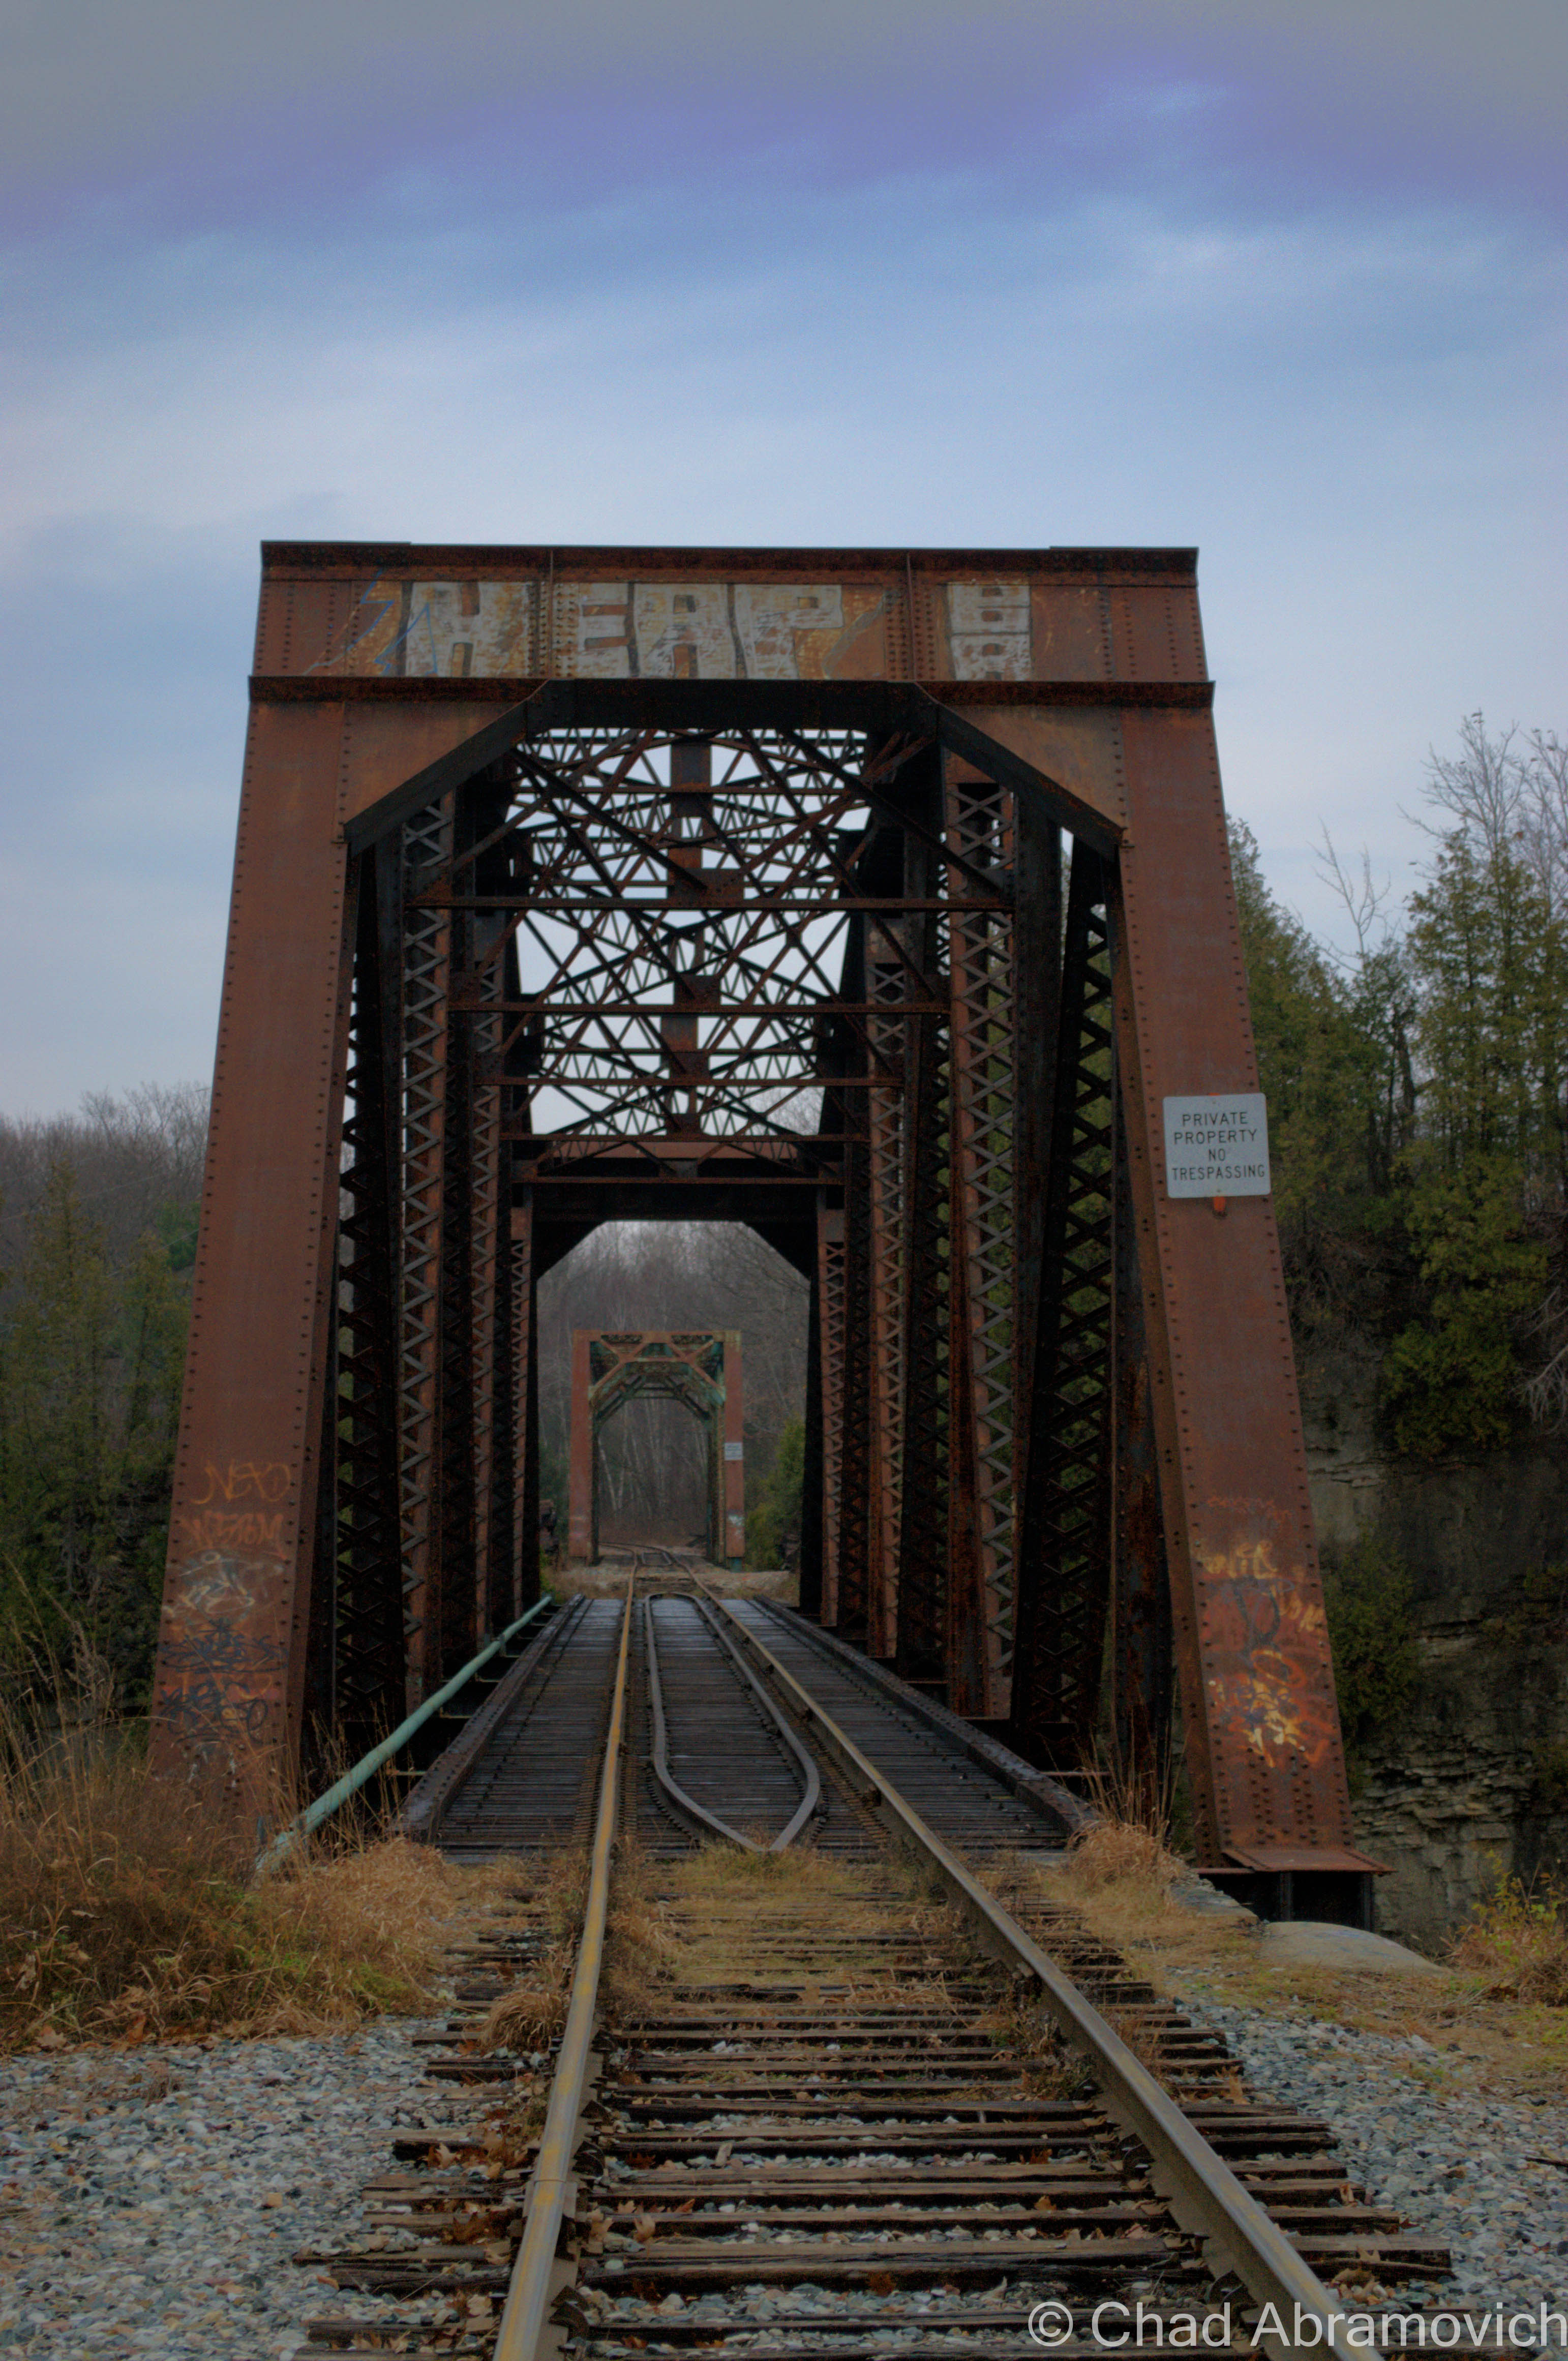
190,1460,291,1506
1197,1533,1336,1771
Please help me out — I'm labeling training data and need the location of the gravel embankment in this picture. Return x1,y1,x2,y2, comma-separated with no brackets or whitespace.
1191,1999,1568,2324
0,2021,472,2359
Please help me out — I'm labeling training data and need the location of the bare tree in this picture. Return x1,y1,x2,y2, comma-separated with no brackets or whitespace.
0,1082,209,1286
1423,712,1568,923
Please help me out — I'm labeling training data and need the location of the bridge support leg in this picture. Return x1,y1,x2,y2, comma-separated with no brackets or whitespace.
148,703,354,1806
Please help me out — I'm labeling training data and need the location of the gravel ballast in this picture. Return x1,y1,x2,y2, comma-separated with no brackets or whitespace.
1192,1997,1568,2326
5,1999,1566,2355
0,2019,471,2359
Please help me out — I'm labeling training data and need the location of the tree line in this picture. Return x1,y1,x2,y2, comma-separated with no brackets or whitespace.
1,716,1559,1705
1235,715,1567,1455
0,1085,205,1700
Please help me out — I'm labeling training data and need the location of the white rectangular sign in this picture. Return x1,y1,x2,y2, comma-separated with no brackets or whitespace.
723,1440,744,1461
1162,1093,1271,1198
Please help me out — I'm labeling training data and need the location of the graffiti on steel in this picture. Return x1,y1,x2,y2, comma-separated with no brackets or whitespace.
155,1622,289,1743
155,1457,294,1750
1198,1499,1336,1772
306,573,1038,683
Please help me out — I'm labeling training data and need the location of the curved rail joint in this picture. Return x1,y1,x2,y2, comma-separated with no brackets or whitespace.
254,1595,553,1876
644,1596,820,1852
713,1597,1344,2361
492,1578,633,2361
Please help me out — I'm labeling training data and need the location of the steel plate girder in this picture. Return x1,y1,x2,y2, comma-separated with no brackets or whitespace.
1112,709,1359,1865
148,702,354,1791
148,698,517,1794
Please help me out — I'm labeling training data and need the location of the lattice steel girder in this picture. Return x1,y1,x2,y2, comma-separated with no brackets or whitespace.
944,753,1017,1716
1011,843,1117,1761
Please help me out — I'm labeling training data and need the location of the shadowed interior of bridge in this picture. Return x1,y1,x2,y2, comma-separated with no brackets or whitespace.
408,1589,1078,1865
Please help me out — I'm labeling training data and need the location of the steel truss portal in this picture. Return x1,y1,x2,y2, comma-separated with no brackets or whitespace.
568,1330,745,1570
151,543,1377,1911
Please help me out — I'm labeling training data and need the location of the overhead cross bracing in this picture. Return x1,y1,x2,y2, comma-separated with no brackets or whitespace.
150,542,1379,1922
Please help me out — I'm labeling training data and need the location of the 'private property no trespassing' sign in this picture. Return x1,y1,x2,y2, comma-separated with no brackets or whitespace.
1161,1094,1271,1197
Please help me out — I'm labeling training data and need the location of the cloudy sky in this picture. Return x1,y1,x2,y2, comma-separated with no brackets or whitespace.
2,1,1563,1112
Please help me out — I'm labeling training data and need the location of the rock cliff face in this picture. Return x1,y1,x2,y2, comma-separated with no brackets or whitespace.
1302,1338,1568,1950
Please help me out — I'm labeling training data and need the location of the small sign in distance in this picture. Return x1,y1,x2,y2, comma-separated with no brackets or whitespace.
1162,1092,1271,1197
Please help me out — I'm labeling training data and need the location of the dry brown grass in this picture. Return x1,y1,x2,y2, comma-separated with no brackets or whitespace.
482,1943,575,2053
477,1850,595,2052
983,1985,1074,2097
0,1690,520,2050
663,1839,876,1903
602,1849,685,2018
982,1821,1207,1969
1449,1871,1568,2004
1064,1817,1185,1894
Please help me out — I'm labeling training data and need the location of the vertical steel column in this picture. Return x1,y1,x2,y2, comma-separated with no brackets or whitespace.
894,762,950,1688
568,1329,595,1564
334,843,407,1754
815,1201,847,1625
399,798,453,1707
864,916,908,1658
509,1192,539,1614
467,982,502,1640
1011,800,1063,1541
436,921,478,1679
722,1331,746,1572
1114,707,1361,1868
799,1260,825,1619
943,758,1017,1718
811,894,875,1640
300,1236,340,1766
1012,844,1116,1764
149,702,353,1797
1107,1079,1173,1796
836,1054,876,1640
446,772,515,1656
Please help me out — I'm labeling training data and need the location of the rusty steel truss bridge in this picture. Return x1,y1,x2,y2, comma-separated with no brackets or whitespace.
150,542,1377,1919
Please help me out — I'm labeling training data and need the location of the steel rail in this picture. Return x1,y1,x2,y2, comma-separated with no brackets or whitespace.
254,1595,554,1876
713,1597,1344,2361
642,1595,820,1852
491,1578,633,2361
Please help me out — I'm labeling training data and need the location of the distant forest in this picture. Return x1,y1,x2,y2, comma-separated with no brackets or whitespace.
2,716,1561,1710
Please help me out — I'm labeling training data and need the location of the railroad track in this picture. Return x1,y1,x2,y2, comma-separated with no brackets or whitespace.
297,1581,1459,2360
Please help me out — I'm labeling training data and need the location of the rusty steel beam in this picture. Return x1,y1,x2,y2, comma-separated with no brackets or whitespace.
1012,844,1117,1764
815,1202,847,1626
334,845,406,1756
1110,709,1369,1878
943,755,1017,1719
149,701,356,1801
